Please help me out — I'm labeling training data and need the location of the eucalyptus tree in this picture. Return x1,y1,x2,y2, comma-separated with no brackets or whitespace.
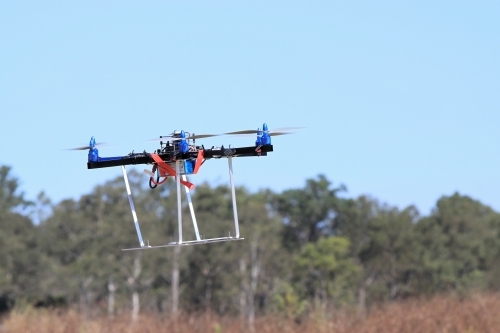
308,195,376,313
135,176,182,316
36,170,164,317
414,193,500,293
292,236,359,312
333,196,420,311
234,188,285,330
178,183,286,326
0,208,46,304
0,165,45,311
181,183,239,313
358,205,419,301
270,174,346,249
0,165,32,212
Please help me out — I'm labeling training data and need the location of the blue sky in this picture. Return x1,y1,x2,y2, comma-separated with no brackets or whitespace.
1,2,499,216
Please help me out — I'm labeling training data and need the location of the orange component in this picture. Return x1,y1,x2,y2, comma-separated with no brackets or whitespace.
193,149,204,174
150,153,195,190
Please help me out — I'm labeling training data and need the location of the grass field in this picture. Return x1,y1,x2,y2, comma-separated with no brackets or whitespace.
2,293,499,333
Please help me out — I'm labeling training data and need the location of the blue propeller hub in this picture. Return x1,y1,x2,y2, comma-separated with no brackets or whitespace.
255,128,262,146
88,136,99,162
178,130,189,153
261,123,271,145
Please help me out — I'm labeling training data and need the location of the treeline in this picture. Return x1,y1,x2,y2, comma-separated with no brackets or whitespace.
1,164,500,325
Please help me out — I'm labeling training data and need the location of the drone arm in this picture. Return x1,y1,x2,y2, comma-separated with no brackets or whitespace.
87,145,273,170
202,145,273,158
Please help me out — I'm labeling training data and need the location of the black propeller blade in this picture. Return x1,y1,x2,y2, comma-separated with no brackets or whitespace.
146,127,303,142
147,133,220,142
66,142,108,151
225,127,304,136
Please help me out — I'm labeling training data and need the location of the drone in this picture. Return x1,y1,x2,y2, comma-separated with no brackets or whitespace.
70,123,299,251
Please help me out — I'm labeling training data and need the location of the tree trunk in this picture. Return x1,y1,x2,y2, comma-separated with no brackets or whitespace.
172,245,180,316
359,275,374,318
390,283,399,299
239,257,247,321
248,235,261,333
132,291,140,323
107,278,116,318
205,277,213,311
390,252,398,299
320,277,328,315
358,286,366,318
79,276,93,318
130,254,142,323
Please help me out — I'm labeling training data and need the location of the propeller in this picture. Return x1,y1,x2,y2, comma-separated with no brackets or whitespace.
146,125,303,142
147,133,220,142
66,143,108,151
66,136,108,150
225,126,304,136
189,134,220,139
225,131,294,137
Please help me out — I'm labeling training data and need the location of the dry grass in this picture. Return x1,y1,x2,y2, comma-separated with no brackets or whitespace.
2,293,500,333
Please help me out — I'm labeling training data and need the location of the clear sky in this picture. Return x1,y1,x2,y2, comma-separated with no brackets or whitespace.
1,2,499,216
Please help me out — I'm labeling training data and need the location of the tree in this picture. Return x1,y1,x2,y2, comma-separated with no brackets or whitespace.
0,165,31,212
334,196,419,311
270,175,345,249
414,193,500,293
181,183,239,314
0,212,46,302
37,171,162,317
333,195,378,313
293,237,359,311
236,189,286,332
359,205,419,301
0,165,45,311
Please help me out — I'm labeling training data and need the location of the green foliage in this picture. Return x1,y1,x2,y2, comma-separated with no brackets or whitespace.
0,166,32,212
334,195,378,257
0,212,45,297
293,237,359,305
270,175,345,249
0,167,47,307
361,205,419,300
2,164,500,318
271,283,307,319
414,193,500,293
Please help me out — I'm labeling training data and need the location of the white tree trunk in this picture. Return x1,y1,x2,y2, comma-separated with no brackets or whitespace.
358,286,366,318
107,278,116,318
248,235,261,333
79,276,93,318
239,257,247,321
132,291,140,323
172,245,180,316
129,254,142,323
359,275,374,318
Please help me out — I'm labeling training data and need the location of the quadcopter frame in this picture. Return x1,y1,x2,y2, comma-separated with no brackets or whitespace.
121,157,243,251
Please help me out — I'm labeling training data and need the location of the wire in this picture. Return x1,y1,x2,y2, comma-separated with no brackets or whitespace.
148,164,169,188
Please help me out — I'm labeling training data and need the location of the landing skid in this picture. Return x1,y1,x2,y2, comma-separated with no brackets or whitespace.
120,157,241,251
122,236,244,251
